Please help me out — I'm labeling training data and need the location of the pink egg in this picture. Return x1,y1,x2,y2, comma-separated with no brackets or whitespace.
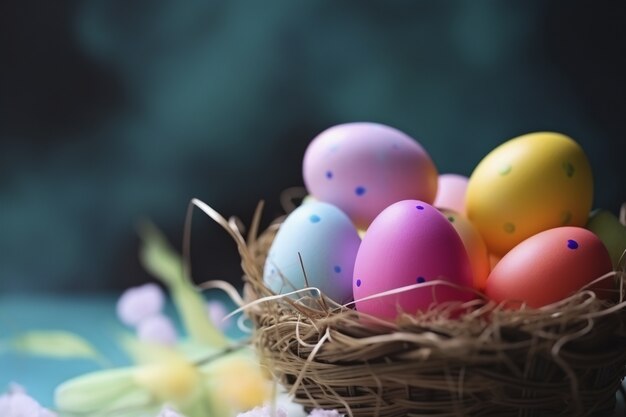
433,174,469,213
486,227,614,308
353,200,474,320
303,123,438,229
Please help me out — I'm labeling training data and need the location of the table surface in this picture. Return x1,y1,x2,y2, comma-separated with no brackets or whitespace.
1,293,624,416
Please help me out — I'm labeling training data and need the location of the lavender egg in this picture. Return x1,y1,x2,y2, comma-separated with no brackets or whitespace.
264,201,361,304
303,122,438,229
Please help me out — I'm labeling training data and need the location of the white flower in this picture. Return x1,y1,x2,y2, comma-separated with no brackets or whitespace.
156,405,185,417
117,283,165,326
308,409,343,417
0,385,57,417
236,405,343,417
237,405,288,417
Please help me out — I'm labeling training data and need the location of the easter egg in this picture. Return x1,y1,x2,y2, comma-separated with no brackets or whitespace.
466,132,593,256
586,209,626,269
264,201,360,303
440,209,490,291
434,174,469,213
353,200,474,320
486,227,613,308
303,122,438,229
489,254,501,270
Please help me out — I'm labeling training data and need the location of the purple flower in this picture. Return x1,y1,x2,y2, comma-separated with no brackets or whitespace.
117,283,165,326
136,314,179,345
0,385,57,417
206,300,231,330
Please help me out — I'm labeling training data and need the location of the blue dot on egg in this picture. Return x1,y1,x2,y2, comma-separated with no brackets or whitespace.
334,265,342,273
567,239,579,250
355,186,366,196
325,170,333,179
309,214,321,223
416,205,424,211
416,276,426,284
356,279,362,287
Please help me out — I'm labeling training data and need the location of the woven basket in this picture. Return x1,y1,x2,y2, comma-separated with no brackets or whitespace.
205,199,626,417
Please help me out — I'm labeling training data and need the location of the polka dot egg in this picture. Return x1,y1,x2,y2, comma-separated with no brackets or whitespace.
466,132,593,256
303,122,438,229
486,226,614,308
263,201,361,304
353,200,474,320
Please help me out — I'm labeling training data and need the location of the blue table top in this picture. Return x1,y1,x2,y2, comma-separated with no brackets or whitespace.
1,293,625,415
0,293,133,407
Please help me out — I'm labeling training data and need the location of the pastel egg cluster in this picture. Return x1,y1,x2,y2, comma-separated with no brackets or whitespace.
264,124,620,320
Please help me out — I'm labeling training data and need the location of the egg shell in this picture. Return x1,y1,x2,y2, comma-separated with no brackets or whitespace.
434,174,469,213
586,209,626,269
489,254,501,270
264,201,361,304
303,122,438,229
353,200,474,320
486,227,614,308
466,132,593,256
301,195,317,205
440,209,490,291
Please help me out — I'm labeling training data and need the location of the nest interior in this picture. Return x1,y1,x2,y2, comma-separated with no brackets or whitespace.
222,204,626,417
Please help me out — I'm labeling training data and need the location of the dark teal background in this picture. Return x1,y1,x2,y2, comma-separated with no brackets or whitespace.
1,0,625,293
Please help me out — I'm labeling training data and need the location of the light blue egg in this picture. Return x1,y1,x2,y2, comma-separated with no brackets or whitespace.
263,201,361,303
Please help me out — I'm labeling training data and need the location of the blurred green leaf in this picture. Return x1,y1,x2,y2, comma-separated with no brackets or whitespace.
9,330,103,363
138,221,228,348
55,367,151,415
138,220,186,288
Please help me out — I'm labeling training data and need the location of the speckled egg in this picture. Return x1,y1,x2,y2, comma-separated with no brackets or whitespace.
303,122,438,229
466,132,593,256
434,174,469,214
353,200,474,320
440,209,490,291
486,227,614,308
264,201,361,304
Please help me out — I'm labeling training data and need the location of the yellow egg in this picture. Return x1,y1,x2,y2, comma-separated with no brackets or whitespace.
440,209,490,291
466,132,593,256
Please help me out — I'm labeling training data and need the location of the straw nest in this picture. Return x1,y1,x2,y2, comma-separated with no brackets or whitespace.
199,199,626,417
